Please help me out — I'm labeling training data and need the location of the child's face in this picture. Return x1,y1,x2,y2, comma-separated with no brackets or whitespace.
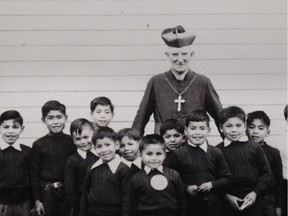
119,136,139,161
220,117,246,142
185,121,210,145
141,144,166,169
90,105,113,128
95,137,119,163
0,120,24,145
162,129,183,151
42,110,67,135
247,119,269,143
72,126,94,152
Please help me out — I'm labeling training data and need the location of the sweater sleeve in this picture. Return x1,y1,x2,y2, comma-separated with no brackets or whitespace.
132,77,155,136
273,150,283,207
174,173,186,216
253,144,271,196
79,170,91,216
120,166,131,216
30,142,42,201
64,156,78,209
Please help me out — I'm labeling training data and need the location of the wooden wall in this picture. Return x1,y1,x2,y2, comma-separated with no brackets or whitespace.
0,0,286,147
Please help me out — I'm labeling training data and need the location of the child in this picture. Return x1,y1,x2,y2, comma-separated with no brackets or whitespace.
118,128,142,176
90,97,114,130
80,127,130,216
65,118,99,216
169,110,231,216
217,106,271,216
30,100,76,216
159,118,184,167
247,111,283,216
131,134,186,216
0,110,31,216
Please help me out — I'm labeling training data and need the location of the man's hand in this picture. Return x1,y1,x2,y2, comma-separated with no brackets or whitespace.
35,200,45,215
198,182,213,192
187,185,198,197
239,191,257,210
225,194,243,210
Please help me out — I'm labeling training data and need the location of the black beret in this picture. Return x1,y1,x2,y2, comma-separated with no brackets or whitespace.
161,25,196,48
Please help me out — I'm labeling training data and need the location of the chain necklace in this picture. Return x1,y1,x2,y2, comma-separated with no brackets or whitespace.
164,72,197,112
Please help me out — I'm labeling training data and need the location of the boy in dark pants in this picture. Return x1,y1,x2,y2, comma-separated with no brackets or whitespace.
217,106,271,216
30,100,76,216
0,110,31,216
247,111,283,216
169,110,231,216
65,118,99,216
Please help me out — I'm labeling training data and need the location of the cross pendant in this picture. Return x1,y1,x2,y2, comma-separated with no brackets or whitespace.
174,95,185,112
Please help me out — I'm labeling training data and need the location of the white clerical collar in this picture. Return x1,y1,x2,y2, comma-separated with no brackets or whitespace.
187,140,208,153
121,156,142,169
0,140,22,151
77,148,87,159
91,154,121,174
144,165,164,175
223,136,249,147
171,69,189,81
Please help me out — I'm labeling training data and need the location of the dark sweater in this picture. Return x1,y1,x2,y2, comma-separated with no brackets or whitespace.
30,133,76,201
80,162,131,216
217,140,271,198
0,144,31,205
162,151,174,168
131,167,186,216
261,142,283,207
65,151,99,212
168,143,232,192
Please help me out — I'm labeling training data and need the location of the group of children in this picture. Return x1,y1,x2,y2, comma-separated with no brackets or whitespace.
0,96,286,216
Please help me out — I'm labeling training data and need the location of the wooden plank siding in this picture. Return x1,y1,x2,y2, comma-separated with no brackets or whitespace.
0,0,286,148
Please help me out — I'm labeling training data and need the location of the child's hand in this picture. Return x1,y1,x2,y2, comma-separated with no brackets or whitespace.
198,182,213,192
187,185,198,197
275,207,281,216
225,194,243,210
239,191,257,210
35,200,45,215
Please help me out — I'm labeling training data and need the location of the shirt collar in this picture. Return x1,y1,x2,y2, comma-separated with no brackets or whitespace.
223,136,249,147
77,148,87,159
121,156,142,169
0,140,22,151
144,165,164,175
187,140,208,153
90,147,98,156
171,69,189,81
91,154,121,174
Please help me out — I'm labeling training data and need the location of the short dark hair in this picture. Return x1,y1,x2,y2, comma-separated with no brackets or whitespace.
219,106,246,125
0,110,23,126
117,128,141,142
185,110,210,127
70,118,94,136
139,134,165,152
41,100,66,118
284,105,287,121
247,111,270,127
92,127,117,144
90,97,114,113
160,118,184,136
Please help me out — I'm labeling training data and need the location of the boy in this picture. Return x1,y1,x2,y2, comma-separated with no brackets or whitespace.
217,106,271,216
80,127,130,216
0,110,31,216
30,100,76,216
118,128,142,176
159,118,184,167
90,97,114,130
65,118,99,216
247,111,283,216
169,110,231,216
131,134,186,216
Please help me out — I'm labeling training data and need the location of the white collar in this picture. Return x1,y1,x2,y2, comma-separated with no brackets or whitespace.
188,140,208,153
223,136,249,147
0,140,22,151
77,148,87,159
144,165,164,175
121,156,142,169
90,147,98,156
171,69,188,81
90,154,121,174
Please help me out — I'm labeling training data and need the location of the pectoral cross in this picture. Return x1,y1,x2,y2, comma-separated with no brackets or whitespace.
174,95,185,112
